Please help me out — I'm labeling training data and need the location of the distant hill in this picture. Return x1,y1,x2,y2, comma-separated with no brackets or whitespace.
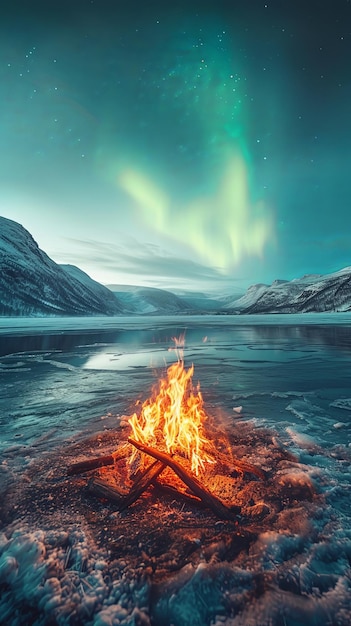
226,268,351,314
107,284,197,315
0,217,123,316
168,289,237,312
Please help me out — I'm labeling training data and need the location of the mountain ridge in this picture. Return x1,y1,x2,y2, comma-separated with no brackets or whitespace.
0,217,123,316
226,267,351,314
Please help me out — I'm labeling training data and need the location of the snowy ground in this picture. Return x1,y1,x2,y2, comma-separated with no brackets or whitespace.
0,314,350,625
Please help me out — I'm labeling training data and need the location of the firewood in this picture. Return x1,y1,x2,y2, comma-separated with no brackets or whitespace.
87,477,128,504
88,459,165,510
67,444,129,476
153,479,203,507
68,455,115,475
128,438,241,520
229,458,267,481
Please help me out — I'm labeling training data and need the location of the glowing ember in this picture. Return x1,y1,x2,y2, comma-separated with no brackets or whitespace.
128,339,214,475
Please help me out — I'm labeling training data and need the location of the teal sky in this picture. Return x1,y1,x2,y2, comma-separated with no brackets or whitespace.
1,0,351,292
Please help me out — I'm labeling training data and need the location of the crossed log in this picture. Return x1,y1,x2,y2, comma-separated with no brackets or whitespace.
128,438,241,519
68,437,265,520
88,458,165,512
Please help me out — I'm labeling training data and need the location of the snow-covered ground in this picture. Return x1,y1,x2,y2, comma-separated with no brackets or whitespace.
0,315,350,625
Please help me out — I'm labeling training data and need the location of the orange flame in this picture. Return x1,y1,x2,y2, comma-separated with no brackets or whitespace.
128,345,214,476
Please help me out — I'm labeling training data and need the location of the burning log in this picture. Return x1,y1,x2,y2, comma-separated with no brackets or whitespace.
67,444,129,476
88,459,165,511
128,437,241,520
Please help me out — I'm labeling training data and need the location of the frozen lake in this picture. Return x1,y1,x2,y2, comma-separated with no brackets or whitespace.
1,314,351,455
0,314,350,625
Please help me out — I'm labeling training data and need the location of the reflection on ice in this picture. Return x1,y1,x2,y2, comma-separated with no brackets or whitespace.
82,347,173,371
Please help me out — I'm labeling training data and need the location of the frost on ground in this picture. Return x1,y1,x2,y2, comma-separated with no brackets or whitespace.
0,419,350,626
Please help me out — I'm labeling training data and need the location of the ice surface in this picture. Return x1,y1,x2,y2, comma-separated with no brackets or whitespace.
0,315,350,624
331,399,351,411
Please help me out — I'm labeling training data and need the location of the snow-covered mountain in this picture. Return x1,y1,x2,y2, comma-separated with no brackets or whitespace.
107,284,197,314
227,268,351,314
0,217,124,316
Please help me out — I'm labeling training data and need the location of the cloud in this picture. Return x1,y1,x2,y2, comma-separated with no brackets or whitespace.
54,237,234,287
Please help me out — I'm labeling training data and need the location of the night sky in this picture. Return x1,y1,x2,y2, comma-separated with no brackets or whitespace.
1,0,351,292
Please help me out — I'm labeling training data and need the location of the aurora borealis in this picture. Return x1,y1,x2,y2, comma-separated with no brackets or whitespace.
1,0,351,291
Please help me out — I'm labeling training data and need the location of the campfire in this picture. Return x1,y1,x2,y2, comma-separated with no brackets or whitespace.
68,338,265,520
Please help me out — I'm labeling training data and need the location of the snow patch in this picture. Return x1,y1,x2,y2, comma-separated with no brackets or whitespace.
0,526,150,626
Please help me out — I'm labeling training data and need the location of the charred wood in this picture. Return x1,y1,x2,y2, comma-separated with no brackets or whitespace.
68,455,115,475
153,479,204,507
67,445,129,476
229,458,267,480
128,437,241,520
88,459,165,511
87,477,128,504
